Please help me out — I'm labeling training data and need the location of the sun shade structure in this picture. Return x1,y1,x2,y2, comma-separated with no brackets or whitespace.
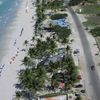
58,82,65,89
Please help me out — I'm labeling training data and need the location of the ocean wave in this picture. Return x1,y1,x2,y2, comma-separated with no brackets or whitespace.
16,2,18,6
8,8,12,11
0,16,2,19
0,1,3,5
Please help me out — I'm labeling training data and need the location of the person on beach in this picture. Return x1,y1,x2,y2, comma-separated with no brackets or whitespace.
0,64,5,72
20,28,24,36
2,64,5,68
25,6,28,13
10,61,12,64
11,57,15,61
13,40,17,46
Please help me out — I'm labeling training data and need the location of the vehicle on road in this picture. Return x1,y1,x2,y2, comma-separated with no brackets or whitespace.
91,65,95,70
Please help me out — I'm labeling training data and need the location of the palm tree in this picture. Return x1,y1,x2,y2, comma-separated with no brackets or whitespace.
18,68,37,94
40,34,43,38
28,48,36,58
15,91,22,100
18,66,48,95
66,45,70,55
22,56,33,67
61,38,68,47
46,37,57,54
37,66,48,82
37,38,41,44
31,36,35,42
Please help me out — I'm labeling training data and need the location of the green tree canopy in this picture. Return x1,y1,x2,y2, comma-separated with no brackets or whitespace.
52,25,71,43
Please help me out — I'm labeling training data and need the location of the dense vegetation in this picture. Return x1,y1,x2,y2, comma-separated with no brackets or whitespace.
69,0,97,6
69,0,84,6
90,27,100,37
50,56,78,88
15,0,79,99
17,55,78,99
35,0,46,34
51,25,71,43
28,38,57,59
46,0,64,10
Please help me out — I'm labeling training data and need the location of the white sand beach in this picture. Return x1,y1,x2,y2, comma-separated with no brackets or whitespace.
0,0,36,99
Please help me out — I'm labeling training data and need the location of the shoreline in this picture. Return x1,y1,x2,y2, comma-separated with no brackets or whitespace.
0,0,22,63
0,0,36,99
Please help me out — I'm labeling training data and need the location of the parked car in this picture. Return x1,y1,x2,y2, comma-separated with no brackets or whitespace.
75,84,83,88
75,93,80,97
81,89,85,93
91,65,95,70
73,49,79,54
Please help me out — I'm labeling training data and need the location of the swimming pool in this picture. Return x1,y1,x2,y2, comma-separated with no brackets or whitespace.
52,18,69,27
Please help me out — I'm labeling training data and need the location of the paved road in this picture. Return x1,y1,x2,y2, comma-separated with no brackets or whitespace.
68,7,100,100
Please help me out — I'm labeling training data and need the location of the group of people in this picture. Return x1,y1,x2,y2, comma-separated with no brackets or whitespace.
0,64,5,76
13,28,24,46
9,48,19,64
12,27,25,64
0,27,25,77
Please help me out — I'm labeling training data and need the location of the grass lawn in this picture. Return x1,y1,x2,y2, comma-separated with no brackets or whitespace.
78,5,100,14
90,26,100,51
83,16,100,27
95,37,100,52
87,0,97,3
78,4,100,27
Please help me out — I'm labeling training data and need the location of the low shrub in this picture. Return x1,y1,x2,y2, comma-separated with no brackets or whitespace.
51,13,68,20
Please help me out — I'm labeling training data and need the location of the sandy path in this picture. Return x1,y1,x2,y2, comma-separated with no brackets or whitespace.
0,0,36,99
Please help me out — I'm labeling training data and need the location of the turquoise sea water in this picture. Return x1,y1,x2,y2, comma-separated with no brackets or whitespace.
0,0,20,62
